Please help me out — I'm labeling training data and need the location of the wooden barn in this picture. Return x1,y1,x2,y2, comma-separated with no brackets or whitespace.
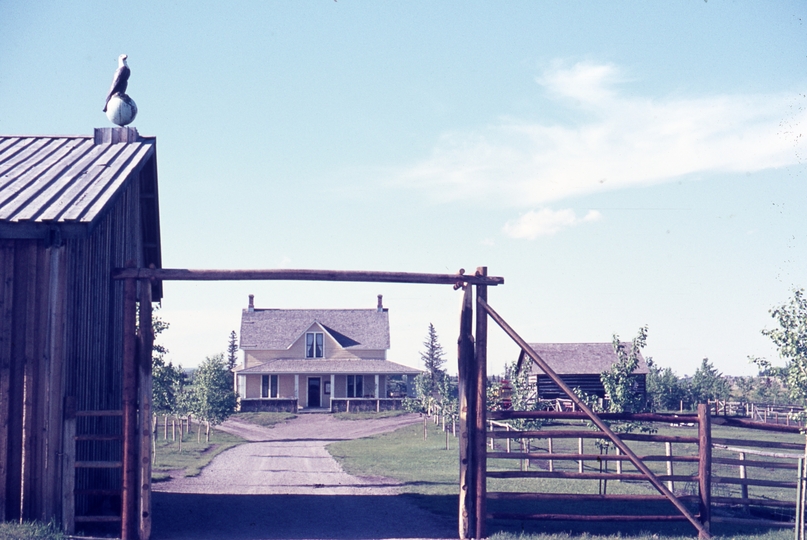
0,127,161,536
526,342,649,400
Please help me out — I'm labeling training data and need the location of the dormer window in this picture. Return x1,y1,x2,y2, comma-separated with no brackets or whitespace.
306,332,324,358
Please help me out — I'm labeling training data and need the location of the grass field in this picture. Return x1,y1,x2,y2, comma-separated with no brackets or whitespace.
333,409,410,421
328,418,803,538
151,421,246,480
230,411,296,427
0,521,65,540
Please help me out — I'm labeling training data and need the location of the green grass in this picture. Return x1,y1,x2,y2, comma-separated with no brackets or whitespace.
152,422,246,480
333,409,410,421
230,411,296,428
329,419,803,538
0,521,64,540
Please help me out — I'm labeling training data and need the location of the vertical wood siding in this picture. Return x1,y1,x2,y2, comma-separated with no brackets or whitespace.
0,169,145,527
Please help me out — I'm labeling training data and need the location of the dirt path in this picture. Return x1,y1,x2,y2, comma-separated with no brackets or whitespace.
152,413,456,539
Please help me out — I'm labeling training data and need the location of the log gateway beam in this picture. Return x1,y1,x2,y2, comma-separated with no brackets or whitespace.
477,297,711,540
113,266,502,540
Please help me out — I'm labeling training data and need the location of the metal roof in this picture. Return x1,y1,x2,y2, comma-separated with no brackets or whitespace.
0,128,157,238
240,308,391,351
527,342,650,376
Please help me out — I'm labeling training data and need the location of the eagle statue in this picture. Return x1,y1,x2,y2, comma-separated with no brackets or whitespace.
102,54,137,126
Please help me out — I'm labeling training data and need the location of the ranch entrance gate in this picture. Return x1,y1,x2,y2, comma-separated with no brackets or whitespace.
112,264,712,540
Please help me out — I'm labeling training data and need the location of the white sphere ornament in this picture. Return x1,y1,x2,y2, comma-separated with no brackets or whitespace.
105,94,138,126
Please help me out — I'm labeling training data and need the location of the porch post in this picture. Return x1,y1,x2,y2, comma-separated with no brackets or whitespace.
330,374,335,411
294,375,299,405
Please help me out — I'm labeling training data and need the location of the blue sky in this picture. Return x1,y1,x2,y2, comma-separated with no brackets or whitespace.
1,1,805,376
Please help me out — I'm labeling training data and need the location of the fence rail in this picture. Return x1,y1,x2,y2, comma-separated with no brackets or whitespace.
483,407,807,534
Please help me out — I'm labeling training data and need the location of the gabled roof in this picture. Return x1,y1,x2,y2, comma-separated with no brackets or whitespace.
237,358,420,375
527,342,649,376
0,128,160,247
240,308,390,351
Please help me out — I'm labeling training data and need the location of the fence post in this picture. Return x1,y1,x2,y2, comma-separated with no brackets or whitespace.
506,425,510,453
578,438,584,473
473,268,488,540
547,438,553,472
615,446,621,477
698,403,712,539
739,452,748,506
666,442,674,492
797,458,804,540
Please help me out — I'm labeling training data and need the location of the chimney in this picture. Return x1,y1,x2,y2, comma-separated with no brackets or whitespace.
248,294,255,312
377,294,383,312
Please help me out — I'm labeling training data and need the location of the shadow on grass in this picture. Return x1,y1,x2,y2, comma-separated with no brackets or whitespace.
152,492,456,539
153,492,793,540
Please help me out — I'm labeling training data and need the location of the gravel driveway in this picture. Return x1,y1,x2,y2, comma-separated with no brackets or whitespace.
151,413,456,539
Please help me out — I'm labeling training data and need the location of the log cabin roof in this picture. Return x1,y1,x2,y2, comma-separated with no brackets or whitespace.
236,358,420,375
0,129,160,258
527,342,650,376
240,307,391,351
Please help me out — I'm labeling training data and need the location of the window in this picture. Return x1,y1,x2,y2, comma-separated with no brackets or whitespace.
306,332,324,358
347,375,363,398
261,374,279,398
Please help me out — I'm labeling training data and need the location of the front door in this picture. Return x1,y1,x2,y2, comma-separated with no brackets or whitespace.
308,377,321,408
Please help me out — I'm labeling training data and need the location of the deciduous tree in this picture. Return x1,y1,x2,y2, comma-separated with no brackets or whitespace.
688,358,730,404
190,353,237,442
762,288,807,405
601,326,648,413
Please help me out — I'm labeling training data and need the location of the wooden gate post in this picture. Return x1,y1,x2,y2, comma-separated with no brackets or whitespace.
698,403,712,538
474,267,488,539
121,273,138,540
457,284,475,539
138,279,154,540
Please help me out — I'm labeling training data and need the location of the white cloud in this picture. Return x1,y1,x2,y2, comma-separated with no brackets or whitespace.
503,208,602,239
400,61,806,207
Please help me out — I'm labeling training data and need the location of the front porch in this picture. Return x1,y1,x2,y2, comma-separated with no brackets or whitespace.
236,372,415,413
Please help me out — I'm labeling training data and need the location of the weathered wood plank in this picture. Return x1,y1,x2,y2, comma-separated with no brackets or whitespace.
711,436,804,451
713,456,796,469
489,430,699,444
42,245,66,520
457,284,474,539
112,267,504,286
712,476,797,489
473,268,487,540
61,398,76,534
138,280,153,540
698,404,712,538
487,470,697,482
0,240,14,521
487,452,699,462
489,410,699,423
121,275,138,540
711,415,803,434
489,512,691,522
487,492,676,502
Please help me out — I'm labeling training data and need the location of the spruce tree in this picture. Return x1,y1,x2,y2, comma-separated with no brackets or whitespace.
226,330,238,370
420,323,446,386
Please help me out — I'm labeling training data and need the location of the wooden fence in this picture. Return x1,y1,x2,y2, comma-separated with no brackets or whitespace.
487,408,807,533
